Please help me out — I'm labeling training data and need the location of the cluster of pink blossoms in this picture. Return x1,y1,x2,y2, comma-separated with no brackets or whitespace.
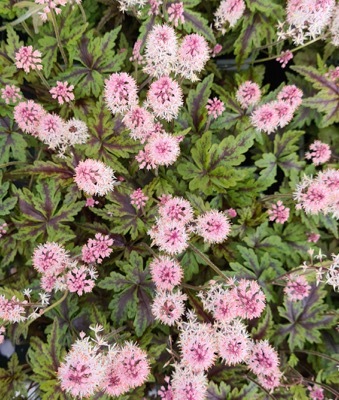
81,233,114,264
35,0,68,22
167,2,184,26
1,85,22,104
58,330,150,399
0,295,27,323
15,46,42,73
268,201,290,224
250,84,303,134
305,140,332,165
214,0,246,33
206,97,225,118
0,222,7,238
284,275,311,301
293,168,339,218
49,81,74,105
276,50,293,68
130,188,149,210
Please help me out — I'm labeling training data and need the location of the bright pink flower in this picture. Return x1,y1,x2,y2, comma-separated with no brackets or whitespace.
277,84,303,110
158,197,193,225
212,43,222,57
152,290,187,325
215,0,246,32
284,275,311,301
37,113,65,150
149,255,183,290
195,210,231,244
33,242,69,276
273,100,294,127
276,50,293,68
81,233,113,264
307,232,320,243
63,118,89,146
130,39,143,63
236,81,261,109
104,72,138,115
85,197,99,207
148,0,161,15
117,342,150,389
49,81,74,105
233,279,266,319
35,0,67,21
318,168,339,190
147,77,183,121
299,181,330,214
102,350,130,396
268,201,290,224
150,220,189,255
0,223,7,238
172,365,207,400
40,274,58,292
176,34,210,81
135,147,157,170
130,188,149,210
250,103,280,134
305,140,331,165
0,295,26,323
1,85,21,104
168,2,184,26
206,98,225,118
158,376,174,400
123,107,154,143
14,100,45,135
146,132,180,166
257,369,281,391
247,340,280,375
66,265,96,295
227,208,237,218
308,385,325,400
74,159,116,196
15,46,42,73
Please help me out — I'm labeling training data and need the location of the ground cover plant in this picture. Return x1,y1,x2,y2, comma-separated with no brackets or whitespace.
0,0,338,399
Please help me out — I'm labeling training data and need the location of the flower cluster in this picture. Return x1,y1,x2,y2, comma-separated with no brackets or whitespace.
206,97,225,118
276,50,293,68
49,81,74,105
35,0,68,22
130,188,149,209
305,140,332,165
0,223,7,238
284,275,311,301
81,233,114,264
214,0,246,33
0,294,27,323
15,46,42,73
268,201,290,224
1,85,22,104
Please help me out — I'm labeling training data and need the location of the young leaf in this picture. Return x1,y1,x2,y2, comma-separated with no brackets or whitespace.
0,116,27,164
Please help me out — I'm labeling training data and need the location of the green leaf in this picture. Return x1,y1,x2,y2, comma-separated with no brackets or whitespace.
255,153,277,189
182,9,216,44
5,26,23,60
0,354,28,400
0,116,27,164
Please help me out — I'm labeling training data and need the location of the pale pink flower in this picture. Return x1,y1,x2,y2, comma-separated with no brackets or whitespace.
195,210,231,244
212,44,222,57
49,81,74,105
307,232,320,243
35,0,67,21
117,0,147,12
318,168,339,190
236,81,261,109
215,0,246,32
206,98,225,118
168,2,184,26
81,233,113,264
66,265,96,295
14,100,45,135
150,255,183,291
152,290,187,325
15,46,42,73
1,85,21,104
146,132,180,166
148,0,162,15
227,208,237,218
268,201,290,224
123,107,154,143
33,242,69,276
276,50,293,68
74,159,116,196
37,113,65,150
233,279,266,319
102,349,130,396
63,118,89,146
0,326,5,345
159,193,173,205
273,100,294,127
308,385,325,400
284,275,311,301
40,274,58,292
117,342,150,388
330,5,339,46
251,103,280,134
158,197,193,225
150,220,189,255
58,337,105,398
277,84,303,110
104,73,138,115
130,39,143,63
172,364,207,400
257,369,281,391
305,140,331,165
0,295,26,323
85,197,98,207
176,34,210,81
146,76,183,121
130,188,149,209
158,376,173,400
135,147,157,170
296,181,330,215
143,24,177,77
0,223,7,238
247,340,280,375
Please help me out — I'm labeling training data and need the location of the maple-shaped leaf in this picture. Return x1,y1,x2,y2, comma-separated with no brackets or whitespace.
292,65,339,127
98,251,154,336
0,116,27,163
277,284,336,351
12,180,84,244
27,319,68,400
0,174,17,216
0,353,28,400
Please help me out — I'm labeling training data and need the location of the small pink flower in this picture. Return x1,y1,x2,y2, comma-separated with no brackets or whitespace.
308,385,325,400
66,265,96,295
268,201,290,224
1,85,22,104
273,100,294,128
0,223,7,238
40,274,58,292
130,188,149,210
146,132,180,167
226,208,237,218
215,0,246,31
233,279,266,319
158,197,193,225
63,118,89,146
74,159,116,196
0,295,26,323
250,103,280,134
148,0,161,15
277,84,303,110
33,242,69,276
305,140,331,165
284,275,311,301
158,376,174,400
15,46,43,73
104,72,138,115
49,81,74,105
0,326,5,345
150,221,189,255
206,98,225,118
130,39,143,63
152,290,187,325
276,50,293,68
172,365,207,400
236,81,261,109
85,197,99,207
212,44,222,57
247,340,280,375
35,0,67,21
257,369,281,391
123,107,154,143
135,147,157,170
195,210,231,244
81,233,113,264
102,350,130,396
37,113,65,150
14,100,45,135
168,2,185,26
150,255,183,291
307,232,320,243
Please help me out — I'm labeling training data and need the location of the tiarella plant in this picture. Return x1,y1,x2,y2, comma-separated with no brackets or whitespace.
0,0,338,399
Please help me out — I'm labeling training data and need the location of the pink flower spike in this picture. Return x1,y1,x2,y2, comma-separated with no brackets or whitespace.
247,340,280,375
146,132,180,167
206,98,225,119
277,84,303,110
150,255,183,291
172,364,207,400
0,295,26,323
152,290,187,325
49,81,74,105
158,376,174,400
276,50,293,68
130,39,143,63
35,0,68,22
195,210,231,244
104,72,138,115
273,100,294,128
130,188,149,210
233,279,266,319
236,81,261,109
102,349,130,396
284,275,311,301
66,265,96,296
257,368,281,391
14,100,45,135
15,46,42,73
308,385,325,400
123,106,154,143
212,44,222,57
268,201,290,224
305,140,331,165
150,220,189,255
250,103,280,134
85,197,99,207
214,0,246,32
307,232,320,243
158,196,193,225
1,85,22,104
227,208,237,218
148,0,161,15
37,113,65,150
81,233,113,264
168,2,185,26
33,242,69,276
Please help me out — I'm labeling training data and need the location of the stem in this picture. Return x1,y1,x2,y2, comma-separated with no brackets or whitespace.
189,243,227,281
0,161,26,168
50,10,68,68
290,349,339,365
269,261,332,284
138,76,152,92
139,242,158,257
78,3,87,24
245,375,277,400
205,115,212,133
39,290,68,316
260,193,292,203
36,70,50,90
